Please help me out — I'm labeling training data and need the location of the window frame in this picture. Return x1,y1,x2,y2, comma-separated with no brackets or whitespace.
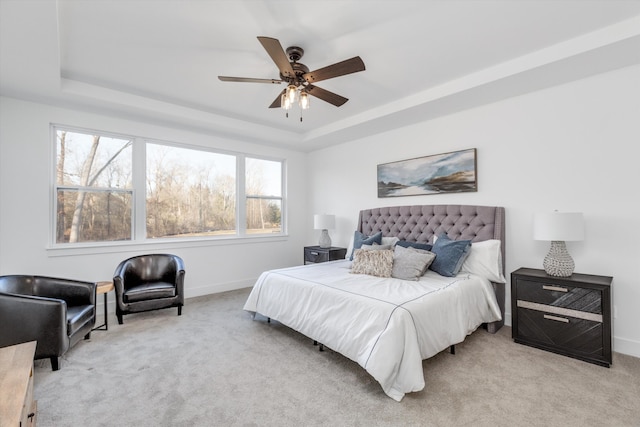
50,124,287,252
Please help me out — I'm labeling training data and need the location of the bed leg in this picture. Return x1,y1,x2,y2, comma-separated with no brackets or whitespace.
267,317,271,323
450,345,455,355
313,340,317,345
319,343,324,352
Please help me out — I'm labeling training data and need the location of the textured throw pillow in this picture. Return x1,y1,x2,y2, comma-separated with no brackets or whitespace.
349,231,383,260
391,245,436,281
396,240,433,251
429,234,472,277
460,239,506,283
350,248,394,277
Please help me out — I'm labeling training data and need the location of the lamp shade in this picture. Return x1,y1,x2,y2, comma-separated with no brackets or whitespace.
533,212,584,241
314,214,335,230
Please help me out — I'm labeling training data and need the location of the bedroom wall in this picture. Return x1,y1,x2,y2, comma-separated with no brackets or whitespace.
305,64,640,358
0,97,308,298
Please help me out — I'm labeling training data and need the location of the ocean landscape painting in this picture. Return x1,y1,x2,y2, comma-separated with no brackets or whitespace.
377,148,477,197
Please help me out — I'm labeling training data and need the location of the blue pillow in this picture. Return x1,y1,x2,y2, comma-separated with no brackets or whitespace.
350,231,383,260
429,234,472,277
396,240,433,251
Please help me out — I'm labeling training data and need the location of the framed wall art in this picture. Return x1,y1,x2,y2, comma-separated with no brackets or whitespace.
377,148,477,198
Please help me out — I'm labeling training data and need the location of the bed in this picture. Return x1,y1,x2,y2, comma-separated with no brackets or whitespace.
244,204,506,401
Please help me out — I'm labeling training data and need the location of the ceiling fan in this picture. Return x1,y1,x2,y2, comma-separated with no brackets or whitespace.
218,36,365,119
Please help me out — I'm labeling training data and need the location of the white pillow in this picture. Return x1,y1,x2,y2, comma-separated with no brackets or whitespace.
346,235,399,258
460,239,506,283
381,236,400,247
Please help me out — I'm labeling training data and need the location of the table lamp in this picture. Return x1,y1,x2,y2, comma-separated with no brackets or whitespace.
533,211,584,277
314,214,335,249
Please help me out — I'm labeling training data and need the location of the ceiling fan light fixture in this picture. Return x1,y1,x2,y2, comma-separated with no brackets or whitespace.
286,84,298,104
281,92,292,110
299,91,310,110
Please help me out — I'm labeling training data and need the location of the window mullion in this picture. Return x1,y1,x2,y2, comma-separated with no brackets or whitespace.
237,154,247,236
132,139,147,240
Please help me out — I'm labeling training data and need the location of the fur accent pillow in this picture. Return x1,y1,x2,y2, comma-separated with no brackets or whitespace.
350,248,394,278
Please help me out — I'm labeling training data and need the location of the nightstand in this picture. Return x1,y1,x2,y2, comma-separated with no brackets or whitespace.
511,267,612,367
304,246,347,265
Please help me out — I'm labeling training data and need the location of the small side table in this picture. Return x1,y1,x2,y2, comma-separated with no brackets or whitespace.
304,246,347,265
93,281,114,331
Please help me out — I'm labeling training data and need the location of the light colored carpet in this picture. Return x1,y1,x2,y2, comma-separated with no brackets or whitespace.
33,288,640,426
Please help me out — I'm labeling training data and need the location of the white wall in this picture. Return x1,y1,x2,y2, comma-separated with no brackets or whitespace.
306,65,640,358
0,97,308,299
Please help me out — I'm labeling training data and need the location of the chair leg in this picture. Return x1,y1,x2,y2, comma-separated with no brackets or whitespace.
117,313,123,324
84,331,91,340
178,306,182,316
50,357,59,371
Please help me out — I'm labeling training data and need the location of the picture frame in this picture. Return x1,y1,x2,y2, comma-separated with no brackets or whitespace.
377,148,477,198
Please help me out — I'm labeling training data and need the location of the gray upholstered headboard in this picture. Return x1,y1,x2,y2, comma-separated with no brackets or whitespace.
357,204,506,333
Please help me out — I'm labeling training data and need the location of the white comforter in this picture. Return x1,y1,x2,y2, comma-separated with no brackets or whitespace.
243,260,502,401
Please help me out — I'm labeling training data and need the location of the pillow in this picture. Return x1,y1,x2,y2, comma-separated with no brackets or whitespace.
460,239,506,283
350,249,394,278
396,240,433,251
349,231,383,260
429,234,472,277
391,245,436,281
360,243,393,251
381,236,400,247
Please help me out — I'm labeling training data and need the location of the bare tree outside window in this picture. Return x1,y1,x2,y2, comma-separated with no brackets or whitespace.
146,143,236,238
54,126,284,245
55,129,132,243
246,157,282,233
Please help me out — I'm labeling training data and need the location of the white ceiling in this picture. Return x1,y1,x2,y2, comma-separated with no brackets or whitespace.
1,0,640,151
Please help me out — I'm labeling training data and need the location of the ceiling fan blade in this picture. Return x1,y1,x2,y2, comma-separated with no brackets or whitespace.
257,36,295,79
304,85,349,107
269,90,286,108
218,76,283,84
303,56,365,84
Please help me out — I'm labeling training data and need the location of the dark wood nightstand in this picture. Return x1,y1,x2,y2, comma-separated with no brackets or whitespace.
304,246,347,265
511,267,612,367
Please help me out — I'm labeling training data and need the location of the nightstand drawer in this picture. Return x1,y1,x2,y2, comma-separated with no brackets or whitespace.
305,249,329,263
516,279,602,314
516,307,605,358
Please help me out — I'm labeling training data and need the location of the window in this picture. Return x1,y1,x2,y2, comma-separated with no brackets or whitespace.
246,157,282,234
55,129,133,243
53,125,285,246
146,143,236,239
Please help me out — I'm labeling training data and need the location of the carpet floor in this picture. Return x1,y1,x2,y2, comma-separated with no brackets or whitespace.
33,288,640,426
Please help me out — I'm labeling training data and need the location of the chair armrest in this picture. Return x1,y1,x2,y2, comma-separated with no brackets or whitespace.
33,277,97,307
0,293,69,356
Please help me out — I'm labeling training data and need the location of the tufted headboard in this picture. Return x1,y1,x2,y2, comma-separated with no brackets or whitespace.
357,204,506,333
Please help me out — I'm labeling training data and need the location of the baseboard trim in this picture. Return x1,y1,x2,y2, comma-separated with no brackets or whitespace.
184,279,255,299
614,336,640,359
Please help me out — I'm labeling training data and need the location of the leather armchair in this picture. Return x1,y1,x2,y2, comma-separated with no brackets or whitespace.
0,275,97,371
113,254,185,324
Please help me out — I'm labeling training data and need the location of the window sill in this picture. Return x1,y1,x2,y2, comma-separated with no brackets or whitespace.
46,233,289,257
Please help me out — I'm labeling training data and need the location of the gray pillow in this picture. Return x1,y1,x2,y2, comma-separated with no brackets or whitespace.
391,245,436,281
429,234,472,277
349,231,383,260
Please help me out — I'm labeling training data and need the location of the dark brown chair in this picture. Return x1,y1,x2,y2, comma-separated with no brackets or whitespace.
113,254,185,324
0,275,97,370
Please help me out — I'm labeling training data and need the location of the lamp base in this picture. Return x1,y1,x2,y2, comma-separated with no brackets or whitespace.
543,241,575,277
319,229,331,249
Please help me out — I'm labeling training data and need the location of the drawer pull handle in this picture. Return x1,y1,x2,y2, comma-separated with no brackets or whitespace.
542,285,568,293
310,252,319,256
544,314,569,323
